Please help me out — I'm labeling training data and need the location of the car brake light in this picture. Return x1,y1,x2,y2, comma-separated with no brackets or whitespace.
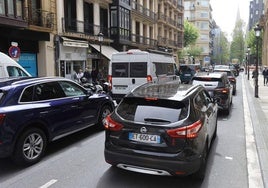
0,114,6,125
104,115,123,131
215,88,229,94
166,120,202,139
108,75,112,90
147,75,152,82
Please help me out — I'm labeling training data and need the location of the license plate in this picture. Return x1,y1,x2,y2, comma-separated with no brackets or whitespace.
185,74,191,76
115,86,127,90
129,133,161,144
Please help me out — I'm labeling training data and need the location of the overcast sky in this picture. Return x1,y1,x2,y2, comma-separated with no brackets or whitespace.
210,0,250,39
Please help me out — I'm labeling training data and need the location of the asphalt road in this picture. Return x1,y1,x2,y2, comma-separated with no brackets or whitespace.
0,75,249,188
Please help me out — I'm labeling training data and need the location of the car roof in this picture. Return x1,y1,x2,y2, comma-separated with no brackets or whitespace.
126,81,201,101
194,72,226,78
0,77,73,90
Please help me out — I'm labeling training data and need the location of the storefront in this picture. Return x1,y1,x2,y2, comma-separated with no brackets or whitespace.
58,37,88,80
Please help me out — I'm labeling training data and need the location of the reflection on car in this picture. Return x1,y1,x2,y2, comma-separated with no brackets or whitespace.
190,72,233,115
0,77,114,165
104,80,218,180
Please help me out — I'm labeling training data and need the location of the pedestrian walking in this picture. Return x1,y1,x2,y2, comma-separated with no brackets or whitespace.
77,68,84,83
83,67,92,83
91,67,98,84
262,67,268,85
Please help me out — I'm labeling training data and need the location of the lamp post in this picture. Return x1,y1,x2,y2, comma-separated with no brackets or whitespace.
97,32,104,72
254,24,261,98
247,47,250,80
245,52,248,75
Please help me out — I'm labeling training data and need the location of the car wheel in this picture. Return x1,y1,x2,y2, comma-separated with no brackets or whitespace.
97,105,112,129
12,127,47,166
192,142,208,181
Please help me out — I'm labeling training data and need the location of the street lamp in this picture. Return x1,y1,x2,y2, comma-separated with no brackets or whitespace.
245,52,248,75
97,32,104,72
247,47,250,80
254,24,261,98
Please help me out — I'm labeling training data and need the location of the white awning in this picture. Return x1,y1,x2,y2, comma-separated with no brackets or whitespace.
89,44,118,60
61,37,89,48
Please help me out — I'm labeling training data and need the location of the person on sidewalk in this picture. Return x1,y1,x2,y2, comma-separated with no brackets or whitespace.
262,67,268,85
252,68,257,79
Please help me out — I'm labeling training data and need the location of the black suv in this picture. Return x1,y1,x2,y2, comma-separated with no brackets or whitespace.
104,80,218,180
190,72,233,114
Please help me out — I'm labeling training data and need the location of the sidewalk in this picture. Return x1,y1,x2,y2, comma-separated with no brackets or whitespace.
244,71,268,188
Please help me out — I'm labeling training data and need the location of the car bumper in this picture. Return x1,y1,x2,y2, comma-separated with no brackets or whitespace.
104,148,202,176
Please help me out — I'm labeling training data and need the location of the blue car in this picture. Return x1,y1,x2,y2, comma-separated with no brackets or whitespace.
0,77,114,165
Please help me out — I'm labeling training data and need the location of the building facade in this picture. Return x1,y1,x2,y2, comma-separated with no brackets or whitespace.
0,0,56,77
0,0,185,80
184,0,213,66
249,0,265,31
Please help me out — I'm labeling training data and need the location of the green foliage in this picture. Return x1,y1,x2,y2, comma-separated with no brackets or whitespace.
184,20,199,47
212,32,230,64
246,27,263,59
230,19,245,64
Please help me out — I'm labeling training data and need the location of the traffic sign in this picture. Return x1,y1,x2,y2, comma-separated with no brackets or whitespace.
8,46,21,58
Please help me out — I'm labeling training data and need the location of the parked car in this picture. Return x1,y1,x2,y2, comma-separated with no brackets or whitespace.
104,80,218,180
190,72,233,115
0,77,114,165
213,68,237,95
179,64,201,84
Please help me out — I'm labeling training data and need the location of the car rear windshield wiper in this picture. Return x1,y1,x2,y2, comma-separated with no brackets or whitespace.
144,118,171,124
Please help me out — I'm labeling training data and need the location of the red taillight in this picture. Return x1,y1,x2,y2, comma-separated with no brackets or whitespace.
147,75,152,82
215,88,229,94
0,114,6,125
108,75,112,90
104,115,123,131
167,120,202,139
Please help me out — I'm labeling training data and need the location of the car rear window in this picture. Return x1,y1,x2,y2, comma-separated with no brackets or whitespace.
112,63,129,77
112,62,147,78
214,70,232,76
116,97,188,124
154,63,175,75
192,77,224,87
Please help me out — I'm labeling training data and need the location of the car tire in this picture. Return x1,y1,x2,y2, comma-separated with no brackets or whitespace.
12,127,47,166
192,142,208,181
212,119,218,140
97,105,112,130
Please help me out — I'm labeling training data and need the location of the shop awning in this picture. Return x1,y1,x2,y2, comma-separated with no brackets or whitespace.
89,44,118,60
61,37,89,48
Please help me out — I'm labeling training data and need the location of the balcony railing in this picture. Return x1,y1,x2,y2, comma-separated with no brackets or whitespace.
157,36,182,48
132,1,156,21
131,34,157,47
62,17,109,38
26,8,55,29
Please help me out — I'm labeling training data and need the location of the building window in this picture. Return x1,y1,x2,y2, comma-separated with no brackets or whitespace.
16,0,23,17
7,0,14,16
0,0,5,15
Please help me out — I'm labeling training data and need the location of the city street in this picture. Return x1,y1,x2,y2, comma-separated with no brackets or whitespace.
0,75,252,188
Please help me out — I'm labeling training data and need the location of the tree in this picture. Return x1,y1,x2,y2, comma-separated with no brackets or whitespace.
230,19,245,64
246,27,263,62
183,20,199,47
212,31,230,64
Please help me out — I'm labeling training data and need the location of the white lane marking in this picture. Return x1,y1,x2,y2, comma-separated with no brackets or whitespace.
242,75,264,188
39,179,58,188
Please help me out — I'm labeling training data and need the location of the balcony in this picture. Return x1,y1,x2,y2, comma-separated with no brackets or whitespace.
131,34,157,48
62,17,109,39
27,8,55,30
132,1,156,22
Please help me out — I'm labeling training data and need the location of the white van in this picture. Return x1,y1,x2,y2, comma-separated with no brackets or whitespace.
0,52,31,78
108,49,179,102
